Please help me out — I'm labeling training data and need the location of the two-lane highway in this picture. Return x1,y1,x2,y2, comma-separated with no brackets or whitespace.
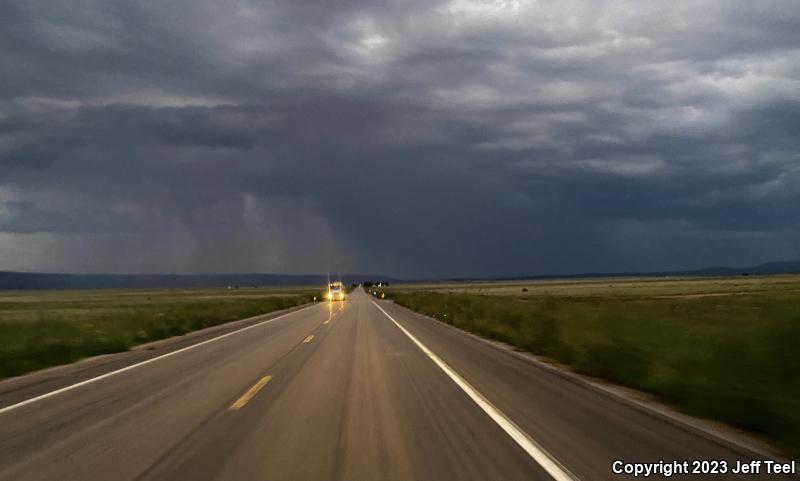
0,289,792,480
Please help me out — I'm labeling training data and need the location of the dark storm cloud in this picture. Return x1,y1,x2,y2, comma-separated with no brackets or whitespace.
1,0,799,276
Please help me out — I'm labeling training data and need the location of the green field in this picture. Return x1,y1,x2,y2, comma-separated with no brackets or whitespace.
380,275,800,456
0,287,317,379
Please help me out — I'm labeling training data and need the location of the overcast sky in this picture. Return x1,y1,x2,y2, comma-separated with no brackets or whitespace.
1,1,799,278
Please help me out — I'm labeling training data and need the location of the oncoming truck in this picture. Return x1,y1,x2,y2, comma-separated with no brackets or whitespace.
327,281,345,301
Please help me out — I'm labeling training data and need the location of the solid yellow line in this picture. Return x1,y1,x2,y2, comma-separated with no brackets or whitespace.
303,334,314,343
229,375,272,411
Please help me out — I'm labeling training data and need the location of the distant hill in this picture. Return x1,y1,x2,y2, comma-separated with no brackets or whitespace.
1,260,798,290
0,272,401,290
686,260,800,276
440,260,800,283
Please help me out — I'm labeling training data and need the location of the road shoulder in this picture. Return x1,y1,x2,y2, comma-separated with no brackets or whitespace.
377,299,784,461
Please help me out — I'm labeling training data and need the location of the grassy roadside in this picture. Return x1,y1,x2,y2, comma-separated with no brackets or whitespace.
380,276,800,457
0,287,317,379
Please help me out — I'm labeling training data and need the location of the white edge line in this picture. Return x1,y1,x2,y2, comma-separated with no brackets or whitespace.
372,300,579,481
425,310,784,461
0,303,318,415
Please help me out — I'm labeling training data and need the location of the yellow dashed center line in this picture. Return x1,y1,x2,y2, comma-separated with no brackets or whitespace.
229,375,272,411
303,334,314,343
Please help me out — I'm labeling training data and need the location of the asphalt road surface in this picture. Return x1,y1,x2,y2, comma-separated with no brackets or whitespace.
0,289,794,481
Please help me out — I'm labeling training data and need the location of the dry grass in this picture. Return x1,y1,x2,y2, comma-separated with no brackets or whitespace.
0,287,318,379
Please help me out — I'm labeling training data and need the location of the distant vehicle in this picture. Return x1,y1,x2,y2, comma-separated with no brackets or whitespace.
327,281,345,301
